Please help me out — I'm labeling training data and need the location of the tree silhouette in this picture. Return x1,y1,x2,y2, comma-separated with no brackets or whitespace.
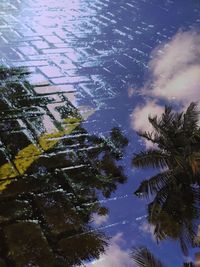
131,246,165,267
131,246,195,267
132,103,200,255
0,66,128,266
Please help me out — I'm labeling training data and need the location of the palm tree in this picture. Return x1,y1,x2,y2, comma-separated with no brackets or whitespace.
0,66,129,266
131,246,165,267
131,246,194,267
133,103,200,198
147,183,200,255
132,103,200,254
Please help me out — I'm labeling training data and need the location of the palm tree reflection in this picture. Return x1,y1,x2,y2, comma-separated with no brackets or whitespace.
133,103,200,255
131,246,195,267
0,66,128,266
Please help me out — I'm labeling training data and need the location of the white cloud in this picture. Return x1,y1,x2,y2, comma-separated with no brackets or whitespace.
128,87,135,98
151,65,200,103
150,31,200,76
130,101,164,147
86,233,134,267
130,101,164,133
139,222,156,241
148,30,200,104
92,213,109,226
130,30,200,146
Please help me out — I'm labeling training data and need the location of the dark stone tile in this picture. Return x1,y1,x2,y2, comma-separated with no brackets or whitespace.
4,222,54,267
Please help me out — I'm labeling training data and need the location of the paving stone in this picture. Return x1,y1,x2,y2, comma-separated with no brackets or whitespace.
18,46,39,56
34,84,76,95
42,48,73,54
35,192,82,235
0,0,199,265
0,149,13,166
51,76,91,85
13,60,47,67
56,62,77,70
43,35,64,44
28,73,49,86
31,40,50,49
0,130,37,158
39,65,63,78
4,222,54,267
0,119,25,132
0,259,6,267
0,200,32,223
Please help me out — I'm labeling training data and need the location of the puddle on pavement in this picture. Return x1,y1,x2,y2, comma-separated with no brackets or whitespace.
0,0,200,266
0,67,129,266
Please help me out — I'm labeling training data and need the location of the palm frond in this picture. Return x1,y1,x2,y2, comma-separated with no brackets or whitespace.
137,131,156,144
148,115,162,134
131,246,165,267
134,170,174,198
147,188,169,223
161,106,174,126
183,102,199,133
133,103,200,256
182,263,195,267
148,106,174,135
132,149,169,169
179,223,197,256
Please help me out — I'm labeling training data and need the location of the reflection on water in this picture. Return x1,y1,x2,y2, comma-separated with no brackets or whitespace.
1,68,200,266
0,66,128,266
0,0,200,265
133,104,200,260
132,246,195,267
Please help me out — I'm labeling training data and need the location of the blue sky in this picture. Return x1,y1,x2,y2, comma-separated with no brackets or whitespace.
82,1,200,265
1,0,198,265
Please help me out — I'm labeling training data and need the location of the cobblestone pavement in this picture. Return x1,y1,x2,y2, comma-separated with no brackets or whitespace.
0,0,200,266
0,65,129,267
1,0,199,106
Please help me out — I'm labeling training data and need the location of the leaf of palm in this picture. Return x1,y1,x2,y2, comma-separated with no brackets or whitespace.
131,246,195,267
182,262,195,267
147,187,170,240
148,184,199,255
183,102,199,134
178,214,199,256
148,106,175,137
132,149,169,169
131,246,165,267
182,263,195,267
137,131,157,144
134,170,174,198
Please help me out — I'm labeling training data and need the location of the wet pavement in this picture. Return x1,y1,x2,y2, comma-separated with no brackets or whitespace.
0,0,200,266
